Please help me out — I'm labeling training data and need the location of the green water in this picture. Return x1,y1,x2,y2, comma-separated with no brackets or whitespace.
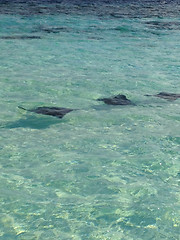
0,2,180,239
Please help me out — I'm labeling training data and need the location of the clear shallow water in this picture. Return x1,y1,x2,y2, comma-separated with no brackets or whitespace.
0,1,180,239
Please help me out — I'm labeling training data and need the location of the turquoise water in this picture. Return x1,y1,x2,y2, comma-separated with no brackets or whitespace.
0,1,180,239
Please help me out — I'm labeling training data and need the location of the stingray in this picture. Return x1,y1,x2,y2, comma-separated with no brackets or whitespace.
18,106,74,118
145,21,180,30
97,94,134,105
33,26,71,34
1,35,41,40
145,92,180,101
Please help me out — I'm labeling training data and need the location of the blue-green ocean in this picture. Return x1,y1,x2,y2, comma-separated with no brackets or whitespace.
0,1,180,239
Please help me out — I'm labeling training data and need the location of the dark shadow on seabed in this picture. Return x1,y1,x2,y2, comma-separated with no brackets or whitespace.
2,115,63,130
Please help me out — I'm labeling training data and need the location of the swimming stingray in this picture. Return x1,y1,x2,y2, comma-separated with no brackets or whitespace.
97,94,134,105
18,106,74,118
145,92,180,101
1,35,41,40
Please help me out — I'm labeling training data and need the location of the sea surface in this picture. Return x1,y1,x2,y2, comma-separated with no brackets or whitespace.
0,0,180,239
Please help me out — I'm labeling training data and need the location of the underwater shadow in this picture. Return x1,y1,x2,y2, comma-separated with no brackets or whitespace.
3,115,62,130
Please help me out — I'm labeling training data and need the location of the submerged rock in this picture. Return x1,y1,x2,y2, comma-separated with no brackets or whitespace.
18,106,74,118
97,94,134,105
145,92,180,101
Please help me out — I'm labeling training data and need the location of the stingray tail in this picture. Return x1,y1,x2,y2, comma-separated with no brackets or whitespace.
18,106,27,111
97,98,104,101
